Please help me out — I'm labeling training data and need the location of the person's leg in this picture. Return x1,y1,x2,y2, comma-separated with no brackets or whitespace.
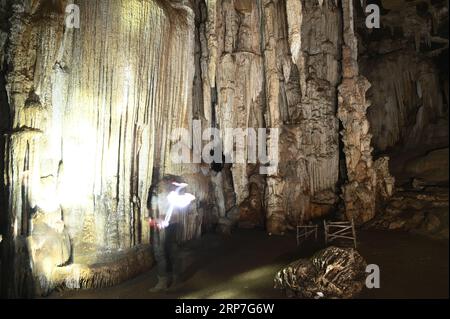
165,223,181,286
150,229,170,292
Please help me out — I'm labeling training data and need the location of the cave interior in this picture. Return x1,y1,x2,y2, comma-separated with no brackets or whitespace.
0,0,448,298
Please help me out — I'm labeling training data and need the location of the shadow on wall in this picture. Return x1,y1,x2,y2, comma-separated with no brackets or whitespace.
0,3,33,297
357,0,449,157
0,50,10,296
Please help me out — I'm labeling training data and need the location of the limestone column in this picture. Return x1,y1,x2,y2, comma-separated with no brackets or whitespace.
337,0,376,224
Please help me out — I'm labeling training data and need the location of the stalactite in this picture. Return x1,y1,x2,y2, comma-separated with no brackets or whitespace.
363,51,445,152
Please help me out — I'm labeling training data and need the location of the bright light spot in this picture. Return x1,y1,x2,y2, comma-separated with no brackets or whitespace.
13,219,18,237
231,265,275,282
37,198,60,213
159,220,170,228
207,290,239,299
124,65,132,83
167,191,196,208
315,292,324,299
160,182,196,229
42,257,54,278
173,182,188,188
36,177,60,213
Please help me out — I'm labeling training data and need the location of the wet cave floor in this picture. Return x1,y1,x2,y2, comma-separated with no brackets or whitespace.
49,229,449,299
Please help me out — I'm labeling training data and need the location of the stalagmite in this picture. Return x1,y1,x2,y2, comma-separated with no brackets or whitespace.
337,0,377,225
263,0,341,233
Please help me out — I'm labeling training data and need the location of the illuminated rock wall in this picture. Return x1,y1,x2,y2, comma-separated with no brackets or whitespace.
202,0,341,234
0,0,354,296
4,0,443,297
266,0,341,231
0,0,200,297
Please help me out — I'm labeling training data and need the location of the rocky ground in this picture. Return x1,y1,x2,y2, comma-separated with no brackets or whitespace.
367,187,449,240
367,146,449,240
48,228,449,299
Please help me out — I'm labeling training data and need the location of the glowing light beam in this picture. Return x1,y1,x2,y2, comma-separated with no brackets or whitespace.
160,182,195,228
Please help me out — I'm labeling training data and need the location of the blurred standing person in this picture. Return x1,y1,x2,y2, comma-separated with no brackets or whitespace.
147,176,184,292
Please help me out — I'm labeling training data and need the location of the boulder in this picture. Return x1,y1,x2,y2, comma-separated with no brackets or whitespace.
274,247,367,299
405,148,449,185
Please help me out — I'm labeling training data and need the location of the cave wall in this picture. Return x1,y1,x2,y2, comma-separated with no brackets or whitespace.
0,0,205,297
263,0,342,231
354,0,448,239
357,0,449,155
1,0,433,297
0,0,11,297
201,0,342,233
0,0,347,296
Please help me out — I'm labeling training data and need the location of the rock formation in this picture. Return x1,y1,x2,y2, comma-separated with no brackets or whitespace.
354,0,449,239
337,0,377,225
0,0,201,297
367,187,449,240
0,0,447,297
274,246,367,299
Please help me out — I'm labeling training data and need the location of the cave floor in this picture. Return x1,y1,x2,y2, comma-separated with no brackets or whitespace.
49,229,449,299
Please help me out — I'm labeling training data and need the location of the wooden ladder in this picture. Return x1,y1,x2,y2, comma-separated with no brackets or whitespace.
323,219,357,248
